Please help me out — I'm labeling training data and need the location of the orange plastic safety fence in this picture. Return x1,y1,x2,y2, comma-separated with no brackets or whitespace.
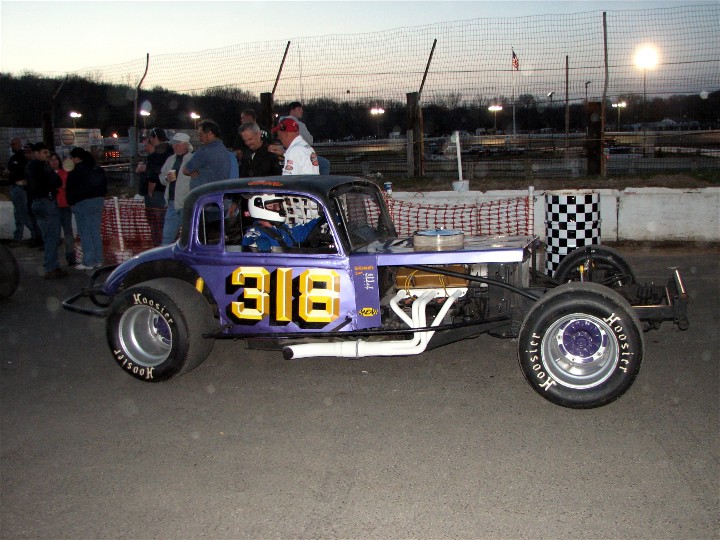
385,195,532,237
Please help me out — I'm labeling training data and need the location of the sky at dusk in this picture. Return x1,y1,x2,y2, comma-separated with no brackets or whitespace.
0,0,700,76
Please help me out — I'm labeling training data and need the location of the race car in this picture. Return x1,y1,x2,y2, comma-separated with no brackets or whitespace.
63,176,689,408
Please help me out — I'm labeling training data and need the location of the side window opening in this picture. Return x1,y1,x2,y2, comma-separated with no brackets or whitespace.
197,202,223,246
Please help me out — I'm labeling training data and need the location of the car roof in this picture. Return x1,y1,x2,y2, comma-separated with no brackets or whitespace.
184,175,378,209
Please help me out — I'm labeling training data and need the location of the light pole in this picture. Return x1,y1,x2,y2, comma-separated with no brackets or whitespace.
547,92,555,151
370,107,384,137
612,101,626,131
69,111,82,129
488,105,502,133
634,45,658,126
190,112,201,129
585,81,591,104
140,110,150,132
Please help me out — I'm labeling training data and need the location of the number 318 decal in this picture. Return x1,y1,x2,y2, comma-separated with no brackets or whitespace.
227,266,341,328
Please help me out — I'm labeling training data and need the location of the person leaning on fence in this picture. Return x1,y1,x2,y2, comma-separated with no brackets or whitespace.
25,143,66,278
270,117,320,175
159,133,194,245
184,119,231,189
67,147,107,270
239,122,282,178
49,152,76,266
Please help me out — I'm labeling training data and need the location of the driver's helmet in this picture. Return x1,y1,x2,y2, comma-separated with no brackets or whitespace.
249,194,287,224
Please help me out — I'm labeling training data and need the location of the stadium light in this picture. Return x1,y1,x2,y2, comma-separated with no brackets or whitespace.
488,105,502,132
612,101,627,131
69,111,82,129
140,109,150,130
370,107,384,137
190,112,201,128
634,45,659,125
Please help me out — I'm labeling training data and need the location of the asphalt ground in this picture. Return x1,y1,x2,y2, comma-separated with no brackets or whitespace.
1,242,718,539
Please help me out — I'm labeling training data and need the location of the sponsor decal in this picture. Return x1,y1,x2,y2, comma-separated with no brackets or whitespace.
358,307,378,317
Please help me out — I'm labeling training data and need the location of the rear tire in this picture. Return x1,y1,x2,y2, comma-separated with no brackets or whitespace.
0,245,19,299
518,282,643,408
106,278,215,382
554,245,636,288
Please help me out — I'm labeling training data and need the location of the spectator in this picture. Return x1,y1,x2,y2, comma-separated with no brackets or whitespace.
146,128,173,245
159,133,194,245
287,101,313,144
183,120,231,189
270,103,330,174
271,117,320,175
241,194,322,252
135,136,155,200
5,138,40,247
233,108,270,158
25,143,66,278
239,122,282,177
67,147,107,270
49,152,76,266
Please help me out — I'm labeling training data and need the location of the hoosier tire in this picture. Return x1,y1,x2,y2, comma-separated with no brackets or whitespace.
553,244,636,288
518,282,644,409
106,278,216,382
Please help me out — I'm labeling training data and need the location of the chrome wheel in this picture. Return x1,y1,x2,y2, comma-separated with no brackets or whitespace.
117,304,172,367
541,313,618,389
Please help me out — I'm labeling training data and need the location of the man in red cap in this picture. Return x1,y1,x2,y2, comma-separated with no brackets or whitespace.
270,117,319,175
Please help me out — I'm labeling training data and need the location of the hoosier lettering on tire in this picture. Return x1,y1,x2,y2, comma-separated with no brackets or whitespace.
517,282,644,409
106,278,216,382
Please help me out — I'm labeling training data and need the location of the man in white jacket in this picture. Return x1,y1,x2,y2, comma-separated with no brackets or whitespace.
270,117,319,175
159,133,194,244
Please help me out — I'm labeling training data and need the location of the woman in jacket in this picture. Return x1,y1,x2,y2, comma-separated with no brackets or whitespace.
66,148,107,269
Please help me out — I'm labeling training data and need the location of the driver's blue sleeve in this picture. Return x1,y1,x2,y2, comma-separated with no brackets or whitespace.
290,217,322,244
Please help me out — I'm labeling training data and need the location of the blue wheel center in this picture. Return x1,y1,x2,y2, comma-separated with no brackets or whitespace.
153,315,171,343
562,320,603,359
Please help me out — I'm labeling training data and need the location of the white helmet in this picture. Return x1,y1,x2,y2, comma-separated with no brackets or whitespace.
249,194,287,224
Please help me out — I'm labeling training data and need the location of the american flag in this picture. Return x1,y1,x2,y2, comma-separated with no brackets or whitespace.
512,50,519,71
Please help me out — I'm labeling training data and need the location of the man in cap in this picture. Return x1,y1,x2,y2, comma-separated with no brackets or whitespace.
271,117,319,175
159,132,194,244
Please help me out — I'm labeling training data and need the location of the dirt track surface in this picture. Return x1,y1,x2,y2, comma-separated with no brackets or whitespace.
1,244,718,539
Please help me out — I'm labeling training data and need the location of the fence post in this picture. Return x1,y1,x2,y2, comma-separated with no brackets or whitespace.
406,92,424,178
260,93,274,132
406,130,414,178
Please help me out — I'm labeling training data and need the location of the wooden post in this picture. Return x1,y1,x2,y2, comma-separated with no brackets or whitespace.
406,92,424,178
260,92,274,132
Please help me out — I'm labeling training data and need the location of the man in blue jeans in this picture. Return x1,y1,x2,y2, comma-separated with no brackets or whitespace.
5,138,40,247
25,143,66,279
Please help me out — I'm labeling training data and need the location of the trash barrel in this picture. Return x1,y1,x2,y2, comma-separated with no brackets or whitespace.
545,190,601,277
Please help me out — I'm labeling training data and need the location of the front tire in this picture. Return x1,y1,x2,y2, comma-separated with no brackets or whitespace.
518,282,643,408
106,278,216,382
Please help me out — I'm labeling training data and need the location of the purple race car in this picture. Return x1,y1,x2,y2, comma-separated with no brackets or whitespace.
63,176,688,408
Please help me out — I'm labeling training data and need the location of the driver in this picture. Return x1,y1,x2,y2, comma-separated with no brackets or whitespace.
242,194,324,252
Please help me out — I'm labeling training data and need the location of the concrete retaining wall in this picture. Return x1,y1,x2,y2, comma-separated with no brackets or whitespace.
1,187,718,242
390,187,720,242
